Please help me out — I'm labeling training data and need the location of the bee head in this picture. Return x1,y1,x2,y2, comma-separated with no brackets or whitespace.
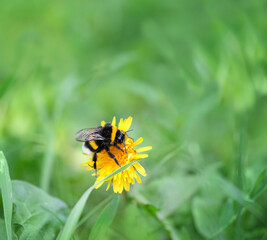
115,130,125,143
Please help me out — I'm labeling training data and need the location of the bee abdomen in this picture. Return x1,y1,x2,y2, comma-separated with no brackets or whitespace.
82,142,92,154
84,141,98,152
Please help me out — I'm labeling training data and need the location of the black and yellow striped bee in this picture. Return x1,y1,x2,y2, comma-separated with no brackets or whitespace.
76,122,129,169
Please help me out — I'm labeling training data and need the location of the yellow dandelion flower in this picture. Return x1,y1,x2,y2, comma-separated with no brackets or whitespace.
81,116,152,193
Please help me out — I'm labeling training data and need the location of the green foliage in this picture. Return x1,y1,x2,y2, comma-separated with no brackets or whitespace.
12,180,69,239
250,169,267,200
0,218,8,240
0,151,13,240
1,0,267,239
58,159,140,240
193,198,235,239
88,196,119,240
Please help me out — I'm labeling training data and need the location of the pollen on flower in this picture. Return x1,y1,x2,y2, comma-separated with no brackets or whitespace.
81,116,152,193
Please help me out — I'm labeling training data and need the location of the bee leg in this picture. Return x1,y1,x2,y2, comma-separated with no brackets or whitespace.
93,146,103,172
115,143,124,152
93,153,97,176
123,140,127,153
106,148,121,167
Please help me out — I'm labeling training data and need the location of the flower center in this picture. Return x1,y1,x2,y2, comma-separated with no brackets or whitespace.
97,137,135,168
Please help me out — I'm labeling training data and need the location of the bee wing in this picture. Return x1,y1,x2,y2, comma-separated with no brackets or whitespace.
75,128,104,142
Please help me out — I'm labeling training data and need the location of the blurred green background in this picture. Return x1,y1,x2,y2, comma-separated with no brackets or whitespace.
1,0,267,239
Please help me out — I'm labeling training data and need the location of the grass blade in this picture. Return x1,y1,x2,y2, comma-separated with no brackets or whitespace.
40,137,54,192
250,169,267,200
57,159,140,240
77,194,115,228
0,151,13,240
88,196,119,240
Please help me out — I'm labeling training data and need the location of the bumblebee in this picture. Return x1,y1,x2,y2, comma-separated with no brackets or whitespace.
76,122,130,169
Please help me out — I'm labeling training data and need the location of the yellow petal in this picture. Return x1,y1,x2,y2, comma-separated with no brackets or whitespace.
118,118,124,129
106,180,112,191
124,181,130,191
126,173,135,184
135,154,148,159
135,173,141,184
95,180,105,189
117,172,122,184
134,163,147,176
118,183,124,194
81,161,90,167
136,146,152,153
113,177,122,193
121,116,133,132
127,167,135,178
113,182,119,193
111,116,116,126
125,176,131,184
101,121,105,127
133,137,143,146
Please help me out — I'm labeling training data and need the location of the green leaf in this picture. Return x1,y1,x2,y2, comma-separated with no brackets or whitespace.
0,218,19,240
77,194,115,228
12,180,69,240
137,203,160,219
113,201,165,240
193,197,235,239
193,198,219,238
0,151,13,240
58,159,140,240
0,218,7,240
250,169,267,200
0,76,16,98
88,196,119,240
133,194,178,240
179,227,192,240
219,200,236,229
215,175,253,206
